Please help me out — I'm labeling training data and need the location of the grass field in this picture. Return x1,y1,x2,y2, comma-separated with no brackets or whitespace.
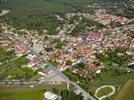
115,80,134,100
89,70,134,86
64,68,134,100
97,87,113,98
0,90,44,100
0,83,66,100
87,70,134,100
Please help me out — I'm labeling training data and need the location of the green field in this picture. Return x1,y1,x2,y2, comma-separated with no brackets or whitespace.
115,80,134,100
0,90,44,100
87,73,134,100
97,87,113,98
88,69,134,86
0,83,66,100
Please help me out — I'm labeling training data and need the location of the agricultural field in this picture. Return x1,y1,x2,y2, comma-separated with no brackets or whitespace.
115,80,134,100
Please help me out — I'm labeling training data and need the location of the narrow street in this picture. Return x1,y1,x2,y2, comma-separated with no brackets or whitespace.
9,33,96,100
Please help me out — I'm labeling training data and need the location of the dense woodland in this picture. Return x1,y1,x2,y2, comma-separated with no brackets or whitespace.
93,0,134,18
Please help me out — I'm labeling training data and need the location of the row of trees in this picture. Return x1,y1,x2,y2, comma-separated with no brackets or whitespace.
10,67,39,80
51,88,84,100
61,90,84,100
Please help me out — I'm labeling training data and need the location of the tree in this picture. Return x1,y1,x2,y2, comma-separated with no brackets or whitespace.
61,90,84,100
22,67,35,80
66,60,72,65
95,48,129,68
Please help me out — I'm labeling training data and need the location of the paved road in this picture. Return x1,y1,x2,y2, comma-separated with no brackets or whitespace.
8,34,96,100
0,80,39,85
70,54,89,68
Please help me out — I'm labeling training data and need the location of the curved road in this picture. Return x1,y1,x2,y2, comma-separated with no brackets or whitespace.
95,85,116,100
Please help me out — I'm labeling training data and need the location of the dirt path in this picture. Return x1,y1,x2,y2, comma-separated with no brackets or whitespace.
0,10,10,16
95,85,116,100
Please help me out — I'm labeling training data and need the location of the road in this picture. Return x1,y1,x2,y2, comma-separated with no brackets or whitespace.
0,80,39,85
8,34,96,100
70,54,89,69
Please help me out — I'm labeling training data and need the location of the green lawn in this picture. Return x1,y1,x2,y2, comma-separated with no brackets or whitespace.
115,80,134,100
0,85,44,100
0,83,66,100
97,87,113,97
0,90,44,100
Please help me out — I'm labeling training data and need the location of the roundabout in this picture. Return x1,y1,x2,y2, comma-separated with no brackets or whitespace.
95,85,116,100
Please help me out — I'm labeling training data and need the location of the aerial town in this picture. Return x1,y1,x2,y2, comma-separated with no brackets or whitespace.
0,0,134,100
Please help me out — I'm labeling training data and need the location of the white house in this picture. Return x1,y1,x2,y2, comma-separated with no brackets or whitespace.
44,91,62,100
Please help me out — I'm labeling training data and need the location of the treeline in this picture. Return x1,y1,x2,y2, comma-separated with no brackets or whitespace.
95,47,130,68
3,15,63,34
61,90,84,100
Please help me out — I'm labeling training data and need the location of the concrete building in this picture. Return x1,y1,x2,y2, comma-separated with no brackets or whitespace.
44,91,62,100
